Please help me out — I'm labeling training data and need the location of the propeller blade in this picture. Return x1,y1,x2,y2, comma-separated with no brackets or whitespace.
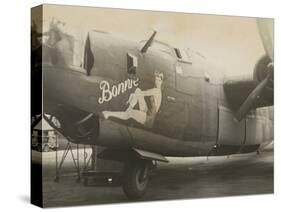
235,70,272,121
256,18,274,61
235,20,274,121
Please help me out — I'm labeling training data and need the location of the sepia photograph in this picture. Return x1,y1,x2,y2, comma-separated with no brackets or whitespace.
31,4,273,208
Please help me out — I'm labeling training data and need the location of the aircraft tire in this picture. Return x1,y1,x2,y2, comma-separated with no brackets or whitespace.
122,160,150,200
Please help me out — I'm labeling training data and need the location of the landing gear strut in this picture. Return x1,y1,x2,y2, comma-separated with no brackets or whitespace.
81,148,160,200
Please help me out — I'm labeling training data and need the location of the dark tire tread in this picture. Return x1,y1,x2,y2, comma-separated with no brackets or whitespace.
122,162,148,200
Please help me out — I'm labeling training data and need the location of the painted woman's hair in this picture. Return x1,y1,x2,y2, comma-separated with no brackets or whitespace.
154,71,164,81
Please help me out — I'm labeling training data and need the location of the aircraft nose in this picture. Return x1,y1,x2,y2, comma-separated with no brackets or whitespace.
43,64,103,114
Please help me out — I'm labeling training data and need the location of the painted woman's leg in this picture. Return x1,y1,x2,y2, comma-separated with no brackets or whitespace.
127,109,146,125
137,95,148,112
102,111,129,120
102,88,147,124
127,88,140,108
127,88,148,112
102,109,146,125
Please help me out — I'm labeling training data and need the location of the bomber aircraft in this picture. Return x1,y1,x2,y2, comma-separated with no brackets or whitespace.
31,18,273,199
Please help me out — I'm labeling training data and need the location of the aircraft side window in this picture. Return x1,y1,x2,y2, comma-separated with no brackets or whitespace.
174,48,182,59
83,34,94,75
127,53,138,75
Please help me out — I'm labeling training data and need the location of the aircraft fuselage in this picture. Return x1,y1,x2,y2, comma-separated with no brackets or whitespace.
42,31,273,157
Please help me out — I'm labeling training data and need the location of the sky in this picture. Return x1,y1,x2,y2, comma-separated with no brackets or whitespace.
40,4,272,77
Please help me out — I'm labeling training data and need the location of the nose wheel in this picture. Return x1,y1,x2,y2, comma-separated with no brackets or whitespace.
122,160,151,200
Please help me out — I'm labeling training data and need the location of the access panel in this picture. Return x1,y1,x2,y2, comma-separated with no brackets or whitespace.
217,106,245,146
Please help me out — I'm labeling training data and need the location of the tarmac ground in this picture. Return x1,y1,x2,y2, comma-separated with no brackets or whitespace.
38,144,273,207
